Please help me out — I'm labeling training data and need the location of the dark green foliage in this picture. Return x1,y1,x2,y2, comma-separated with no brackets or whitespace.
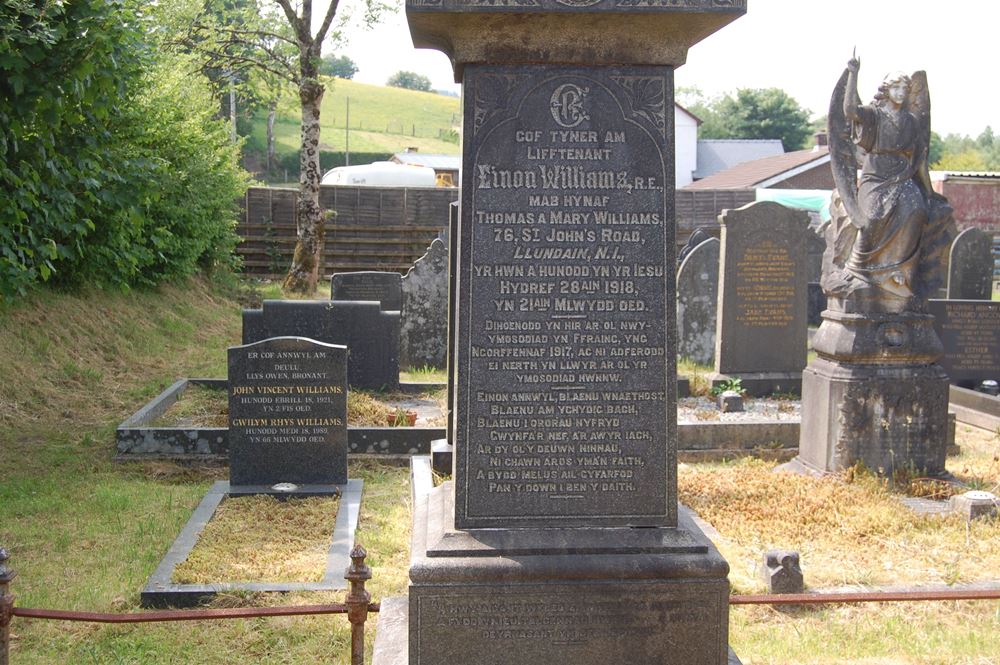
681,87,813,151
387,70,433,92
933,127,1000,170
0,0,248,301
320,55,359,79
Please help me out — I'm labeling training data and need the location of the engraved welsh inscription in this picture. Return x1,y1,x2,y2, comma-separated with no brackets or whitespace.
456,66,674,528
228,338,348,485
930,300,1000,387
412,583,727,664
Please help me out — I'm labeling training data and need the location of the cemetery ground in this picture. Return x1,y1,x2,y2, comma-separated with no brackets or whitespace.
1,278,998,664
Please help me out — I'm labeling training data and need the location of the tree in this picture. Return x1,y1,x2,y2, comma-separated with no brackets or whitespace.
678,86,813,151
0,0,247,299
714,88,812,150
387,70,432,92
320,54,358,79
168,0,386,294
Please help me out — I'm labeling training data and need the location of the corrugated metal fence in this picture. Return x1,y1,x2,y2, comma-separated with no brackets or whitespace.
238,185,458,276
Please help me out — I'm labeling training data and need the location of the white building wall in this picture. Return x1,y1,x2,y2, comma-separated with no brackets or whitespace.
675,106,699,188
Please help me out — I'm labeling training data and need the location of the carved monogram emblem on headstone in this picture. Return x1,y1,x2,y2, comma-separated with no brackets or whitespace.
549,83,590,128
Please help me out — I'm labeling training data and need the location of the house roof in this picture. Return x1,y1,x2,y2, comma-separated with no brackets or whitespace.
391,153,461,171
674,102,702,125
930,170,1000,181
693,139,785,180
684,146,830,190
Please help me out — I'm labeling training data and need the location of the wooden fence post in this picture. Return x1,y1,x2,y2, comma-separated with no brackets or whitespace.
344,544,372,665
0,547,15,665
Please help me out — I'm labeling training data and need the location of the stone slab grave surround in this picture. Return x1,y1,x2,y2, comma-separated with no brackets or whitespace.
677,236,720,366
786,58,955,477
242,299,399,390
330,271,403,312
929,299,1000,389
228,337,348,487
711,201,810,396
395,2,747,665
947,227,994,301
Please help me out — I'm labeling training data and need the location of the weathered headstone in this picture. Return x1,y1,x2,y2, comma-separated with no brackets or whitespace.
947,227,994,300
711,201,810,396
331,271,403,311
678,226,713,265
929,299,1000,388
241,308,266,345
400,3,746,665
228,337,348,488
760,550,803,594
400,239,448,369
806,228,828,325
242,300,400,390
677,237,720,366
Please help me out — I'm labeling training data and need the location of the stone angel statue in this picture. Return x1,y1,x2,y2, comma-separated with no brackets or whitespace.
822,54,955,314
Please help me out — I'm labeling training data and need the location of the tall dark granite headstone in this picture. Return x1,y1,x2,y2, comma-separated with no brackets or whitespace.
929,299,1000,388
677,237,720,366
228,337,347,487
242,300,399,390
947,227,994,300
711,201,810,396
398,3,746,665
331,271,403,311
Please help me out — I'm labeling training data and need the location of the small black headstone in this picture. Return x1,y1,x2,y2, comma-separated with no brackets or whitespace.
243,300,400,390
228,337,348,486
947,227,994,300
929,299,1000,388
331,271,403,311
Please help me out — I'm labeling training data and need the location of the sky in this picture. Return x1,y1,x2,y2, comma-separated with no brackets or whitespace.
338,0,997,138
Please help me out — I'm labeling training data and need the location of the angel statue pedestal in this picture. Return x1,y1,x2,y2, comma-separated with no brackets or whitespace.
787,59,956,477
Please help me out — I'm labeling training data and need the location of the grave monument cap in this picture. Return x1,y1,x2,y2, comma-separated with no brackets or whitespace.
406,0,746,80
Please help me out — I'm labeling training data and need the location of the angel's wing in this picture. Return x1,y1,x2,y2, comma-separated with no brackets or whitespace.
828,69,866,229
908,71,935,197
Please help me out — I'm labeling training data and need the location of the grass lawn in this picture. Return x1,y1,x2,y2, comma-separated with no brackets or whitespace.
1,277,998,664
248,77,462,161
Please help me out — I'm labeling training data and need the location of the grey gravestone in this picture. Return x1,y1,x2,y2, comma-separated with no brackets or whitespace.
677,237,720,366
331,271,403,311
929,299,1000,388
241,309,266,345
806,228,828,325
242,300,399,390
678,226,713,265
400,239,448,369
761,550,803,594
947,227,993,300
401,3,745,665
712,201,810,396
228,337,347,487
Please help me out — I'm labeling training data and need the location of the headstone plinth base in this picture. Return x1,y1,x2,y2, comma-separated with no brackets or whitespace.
810,307,943,364
405,483,732,665
791,357,949,476
709,372,801,398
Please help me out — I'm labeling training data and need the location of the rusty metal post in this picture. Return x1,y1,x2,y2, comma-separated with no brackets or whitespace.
344,544,372,665
0,547,16,665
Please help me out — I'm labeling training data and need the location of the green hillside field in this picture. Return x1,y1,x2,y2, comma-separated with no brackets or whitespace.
247,77,461,179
